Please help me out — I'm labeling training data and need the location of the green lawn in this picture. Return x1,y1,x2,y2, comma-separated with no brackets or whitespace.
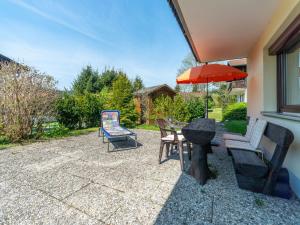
0,126,99,150
224,120,247,135
136,124,159,131
208,107,223,122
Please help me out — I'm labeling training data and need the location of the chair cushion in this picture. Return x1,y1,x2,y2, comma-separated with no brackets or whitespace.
249,119,267,148
245,117,256,139
162,134,185,141
225,140,261,153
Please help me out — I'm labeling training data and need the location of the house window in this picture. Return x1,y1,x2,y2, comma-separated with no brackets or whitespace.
270,15,300,113
277,43,300,112
285,45,300,106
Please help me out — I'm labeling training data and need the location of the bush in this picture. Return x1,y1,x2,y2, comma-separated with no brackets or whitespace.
77,93,103,128
42,124,69,138
152,95,174,120
56,93,82,129
187,97,205,121
0,62,57,141
0,136,10,145
172,95,190,122
55,92,103,129
223,102,247,121
152,94,205,123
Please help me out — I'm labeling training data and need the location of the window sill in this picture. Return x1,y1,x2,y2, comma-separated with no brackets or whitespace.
261,111,300,122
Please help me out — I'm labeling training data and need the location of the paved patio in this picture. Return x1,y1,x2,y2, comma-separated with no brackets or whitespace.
0,127,300,225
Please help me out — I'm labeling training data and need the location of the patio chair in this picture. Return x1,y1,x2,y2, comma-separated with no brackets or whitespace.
223,117,256,142
225,119,268,155
156,119,191,171
101,110,137,151
166,117,189,131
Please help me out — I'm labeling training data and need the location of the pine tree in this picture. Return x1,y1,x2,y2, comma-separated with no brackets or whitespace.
72,65,99,95
110,74,138,127
132,76,144,92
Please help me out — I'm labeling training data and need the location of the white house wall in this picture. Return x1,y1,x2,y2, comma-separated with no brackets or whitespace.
247,0,300,197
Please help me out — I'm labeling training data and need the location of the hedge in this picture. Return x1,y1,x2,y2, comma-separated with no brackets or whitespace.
222,102,247,121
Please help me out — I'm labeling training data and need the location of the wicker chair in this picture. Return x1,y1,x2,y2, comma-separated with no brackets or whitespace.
156,118,191,171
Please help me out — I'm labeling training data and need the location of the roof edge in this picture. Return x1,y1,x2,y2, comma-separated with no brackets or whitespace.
167,0,201,62
134,84,176,96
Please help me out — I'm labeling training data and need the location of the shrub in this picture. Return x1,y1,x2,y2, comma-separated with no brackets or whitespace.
55,92,82,129
0,62,57,141
43,124,69,138
56,92,103,129
223,102,247,121
172,95,190,122
152,94,205,123
77,93,103,128
152,95,174,120
187,97,205,121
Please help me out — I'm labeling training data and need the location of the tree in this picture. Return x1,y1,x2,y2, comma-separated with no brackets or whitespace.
177,53,207,92
177,52,199,75
174,84,181,92
72,65,100,95
109,74,138,127
97,68,119,90
172,95,190,122
132,76,144,92
0,62,57,141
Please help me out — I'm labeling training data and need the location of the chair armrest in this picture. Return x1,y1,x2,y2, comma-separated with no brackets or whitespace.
160,127,178,141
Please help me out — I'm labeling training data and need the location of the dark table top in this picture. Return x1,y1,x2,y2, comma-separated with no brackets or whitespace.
182,118,216,145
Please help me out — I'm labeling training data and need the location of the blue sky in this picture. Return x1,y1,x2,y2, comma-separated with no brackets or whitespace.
0,0,190,89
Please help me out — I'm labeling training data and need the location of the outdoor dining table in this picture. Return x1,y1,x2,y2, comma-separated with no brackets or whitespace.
182,118,216,185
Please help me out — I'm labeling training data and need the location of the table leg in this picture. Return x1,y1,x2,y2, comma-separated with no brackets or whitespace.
190,144,209,185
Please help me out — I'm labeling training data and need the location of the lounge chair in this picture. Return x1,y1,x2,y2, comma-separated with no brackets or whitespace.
100,110,137,151
225,119,267,155
223,117,256,142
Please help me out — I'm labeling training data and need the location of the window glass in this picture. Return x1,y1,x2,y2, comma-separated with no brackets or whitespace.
286,46,300,105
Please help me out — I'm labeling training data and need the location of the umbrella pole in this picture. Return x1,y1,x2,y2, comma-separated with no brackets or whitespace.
206,80,208,118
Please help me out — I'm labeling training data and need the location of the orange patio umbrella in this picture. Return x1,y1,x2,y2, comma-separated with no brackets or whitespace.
176,64,247,84
176,63,248,117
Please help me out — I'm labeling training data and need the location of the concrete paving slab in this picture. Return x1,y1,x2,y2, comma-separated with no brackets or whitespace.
64,183,123,222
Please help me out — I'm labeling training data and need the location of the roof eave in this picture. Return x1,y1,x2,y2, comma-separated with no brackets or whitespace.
168,0,201,63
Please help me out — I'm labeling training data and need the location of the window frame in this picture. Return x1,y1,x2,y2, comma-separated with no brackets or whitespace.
269,14,300,113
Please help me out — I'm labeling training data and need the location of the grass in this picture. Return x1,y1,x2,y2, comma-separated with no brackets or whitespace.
41,126,98,139
136,124,159,131
224,120,247,135
0,126,98,150
0,136,16,150
254,197,265,207
208,107,223,122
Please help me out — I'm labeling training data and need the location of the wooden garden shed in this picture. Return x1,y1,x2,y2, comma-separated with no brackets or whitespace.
134,84,176,125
